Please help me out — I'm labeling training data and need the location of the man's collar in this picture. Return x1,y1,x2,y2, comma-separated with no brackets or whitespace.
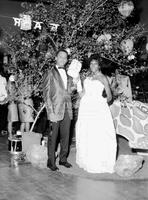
56,65,65,69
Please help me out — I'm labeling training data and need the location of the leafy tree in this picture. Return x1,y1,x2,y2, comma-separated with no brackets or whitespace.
3,0,145,101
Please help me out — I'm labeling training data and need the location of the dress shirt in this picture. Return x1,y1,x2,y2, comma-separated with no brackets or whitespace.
56,65,67,89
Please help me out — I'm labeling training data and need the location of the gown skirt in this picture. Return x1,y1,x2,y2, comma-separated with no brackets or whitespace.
76,78,117,173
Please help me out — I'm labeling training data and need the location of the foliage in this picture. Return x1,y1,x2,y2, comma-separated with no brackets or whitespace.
3,0,146,101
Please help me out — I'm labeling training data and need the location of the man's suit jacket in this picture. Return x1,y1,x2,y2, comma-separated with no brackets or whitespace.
42,66,73,122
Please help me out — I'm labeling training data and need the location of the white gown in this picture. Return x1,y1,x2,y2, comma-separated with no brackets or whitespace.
76,78,117,173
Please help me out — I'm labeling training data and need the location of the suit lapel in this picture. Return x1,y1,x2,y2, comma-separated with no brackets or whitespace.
65,70,69,90
53,67,66,90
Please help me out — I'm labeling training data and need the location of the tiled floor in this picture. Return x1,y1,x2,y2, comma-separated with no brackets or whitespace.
0,135,148,200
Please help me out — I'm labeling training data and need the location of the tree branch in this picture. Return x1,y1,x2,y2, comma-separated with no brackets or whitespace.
81,0,108,28
30,104,45,133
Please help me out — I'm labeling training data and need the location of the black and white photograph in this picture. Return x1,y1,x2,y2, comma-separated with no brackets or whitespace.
0,0,148,199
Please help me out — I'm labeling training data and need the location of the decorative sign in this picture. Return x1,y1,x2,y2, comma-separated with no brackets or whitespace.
13,16,59,31
20,15,32,31
13,17,21,27
33,21,43,30
50,23,60,31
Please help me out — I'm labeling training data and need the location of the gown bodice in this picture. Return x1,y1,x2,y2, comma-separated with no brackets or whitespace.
83,78,105,100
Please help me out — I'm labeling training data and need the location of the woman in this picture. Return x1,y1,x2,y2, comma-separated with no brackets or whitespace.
17,75,34,133
107,69,132,102
7,75,19,138
76,55,117,173
108,69,148,149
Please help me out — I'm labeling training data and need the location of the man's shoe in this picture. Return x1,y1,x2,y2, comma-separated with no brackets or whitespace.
59,161,72,168
47,161,59,171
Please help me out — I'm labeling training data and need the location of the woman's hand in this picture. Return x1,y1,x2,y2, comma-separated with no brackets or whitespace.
79,90,85,98
102,75,112,103
73,76,80,85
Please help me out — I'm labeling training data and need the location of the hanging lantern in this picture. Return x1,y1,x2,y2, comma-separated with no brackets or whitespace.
127,54,135,60
20,14,32,31
65,48,71,55
9,75,15,82
87,52,92,58
97,33,111,43
3,55,8,64
45,51,52,59
146,43,148,52
121,39,134,55
104,42,112,50
104,33,112,40
118,1,134,18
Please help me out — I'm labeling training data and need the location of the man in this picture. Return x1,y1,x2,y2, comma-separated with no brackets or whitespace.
42,49,73,171
0,70,8,135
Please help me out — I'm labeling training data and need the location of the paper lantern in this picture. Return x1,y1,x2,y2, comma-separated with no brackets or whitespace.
127,54,135,60
146,43,148,52
97,33,111,43
67,59,82,78
88,52,92,58
3,55,8,64
45,51,52,59
118,1,134,17
104,41,112,50
121,39,134,55
92,34,98,39
65,48,71,55
104,33,111,40
9,75,15,82
20,15,32,31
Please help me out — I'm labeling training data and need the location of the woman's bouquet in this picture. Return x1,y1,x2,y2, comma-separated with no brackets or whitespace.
68,59,82,92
